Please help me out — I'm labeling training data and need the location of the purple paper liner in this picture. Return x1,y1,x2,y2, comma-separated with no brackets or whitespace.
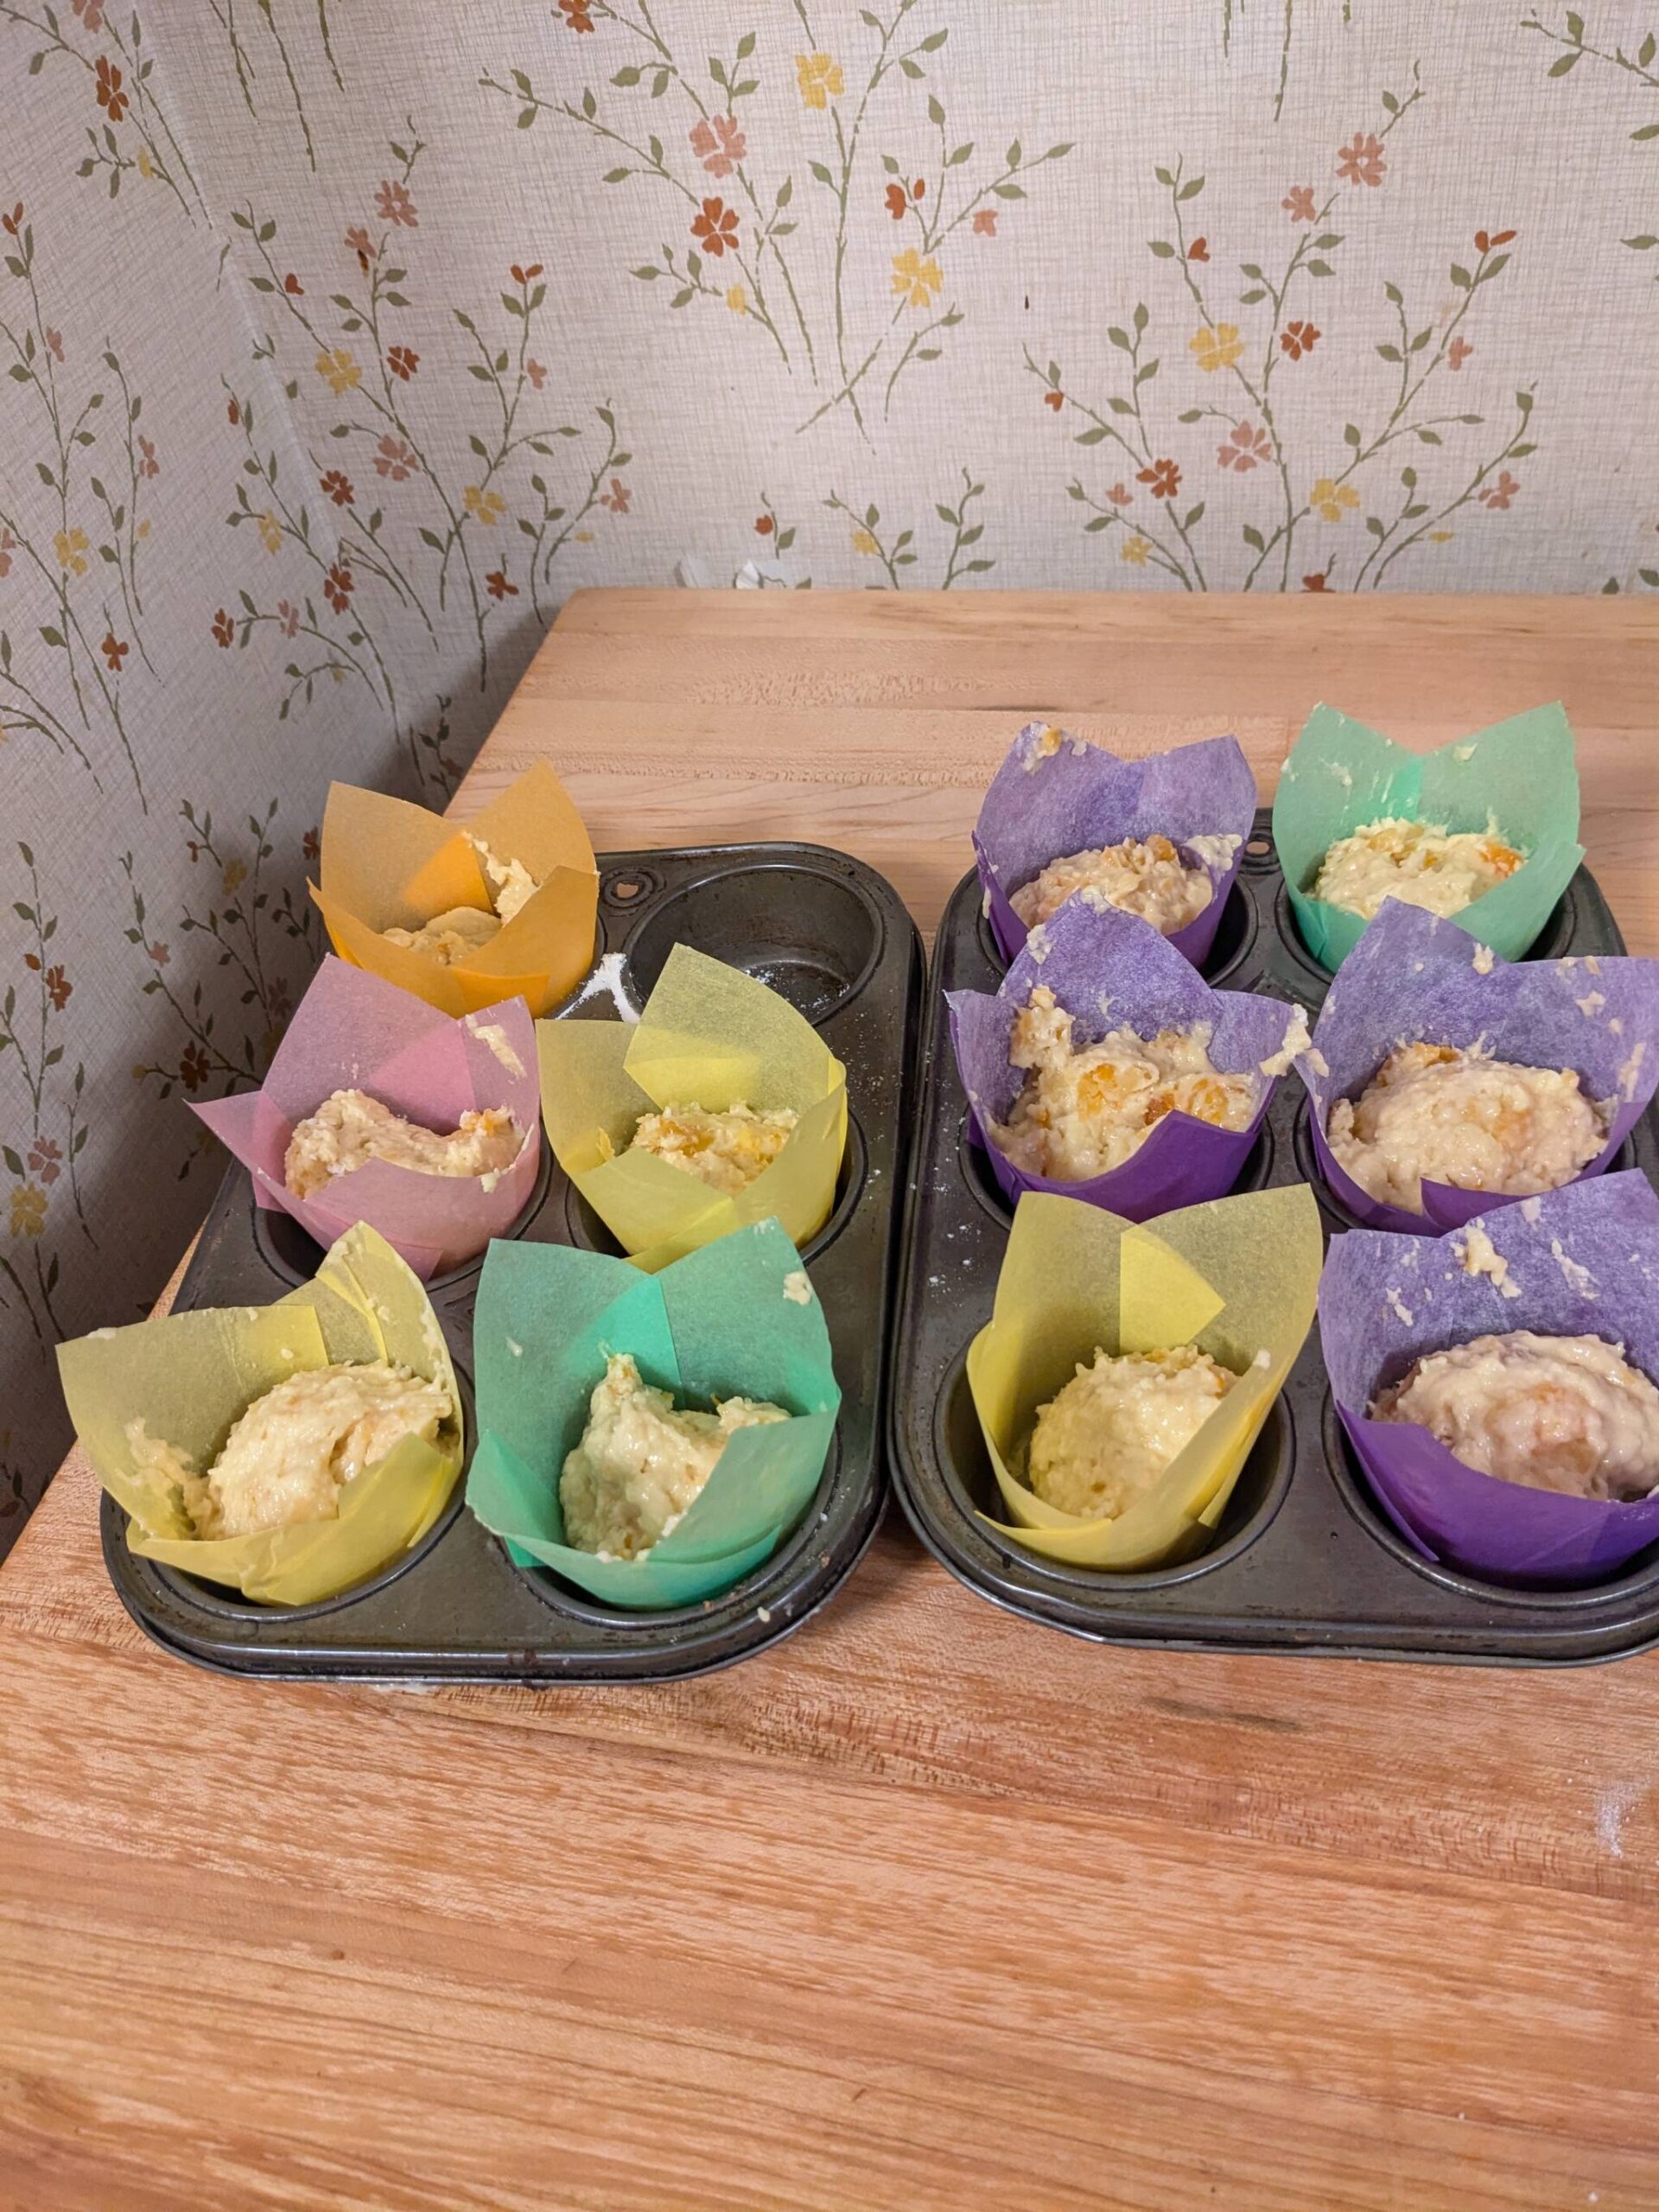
1319,1172,1659,1587
972,725,1257,970
191,956,541,1280
1297,900,1659,1236
947,895,1300,1224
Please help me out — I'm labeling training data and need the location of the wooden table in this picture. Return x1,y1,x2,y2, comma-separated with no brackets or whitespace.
4,593,1657,2212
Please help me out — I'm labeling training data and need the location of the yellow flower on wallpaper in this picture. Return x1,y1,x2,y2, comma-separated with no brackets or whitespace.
1310,478,1360,523
10,1183,47,1237
891,248,943,308
1429,530,1455,543
315,347,361,395
725,284,747,314
53,527,90,576
1121,534,1152,567
795,52,843,108
464,485,505,525
257,510,282,554
136,146,154,180
851,526,880,556
1188,324,1244,374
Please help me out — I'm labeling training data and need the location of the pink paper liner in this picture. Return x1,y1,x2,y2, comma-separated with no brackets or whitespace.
192,956,541,1279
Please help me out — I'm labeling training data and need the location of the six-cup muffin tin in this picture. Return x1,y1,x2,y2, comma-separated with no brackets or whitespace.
100,842,923,1683
887,810,1659,1666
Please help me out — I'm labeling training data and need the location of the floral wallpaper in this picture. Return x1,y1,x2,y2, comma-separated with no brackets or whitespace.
3,0,1657,1541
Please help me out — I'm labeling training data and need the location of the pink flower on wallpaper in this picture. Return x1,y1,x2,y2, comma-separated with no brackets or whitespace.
526,358,548,389
137,434,159,478
375,178,418,227
1336,134,1386,188
690,114,747,178
147,941,169,966
276,600,301,638
44,327,64,362
1217,421,1272,473
372,434,418,481
1106,483,1133,506
1478,471,1521,511
28,1136,62,1185
346,225,377,269
973,209,997,237
71,0,103,25
1281,186,1317,221
1449,337,1473,371
599,478,632,513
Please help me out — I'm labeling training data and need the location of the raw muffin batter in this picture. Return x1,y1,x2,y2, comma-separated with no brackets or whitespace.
283,1090,523,1198
559,1351,789,1558
991,986,1257,1181
1326,1041,1605,1213
1009,835,1214,936
1312,816,1523,921
1374,1331,1659,1499
125,1361,454,1539
379,838,541,964
629,1101,799,1196
1027,1344,1236,1520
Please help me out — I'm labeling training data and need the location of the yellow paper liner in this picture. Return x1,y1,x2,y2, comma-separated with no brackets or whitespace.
56,1224,463,1605
968,1185,1321,1568
538,945,848,1272
309,761,599,1017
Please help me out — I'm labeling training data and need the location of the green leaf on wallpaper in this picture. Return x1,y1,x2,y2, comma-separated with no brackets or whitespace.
1074,427,1108,445
1242,524,1265,550
918,29,948,49
603,168,630,183
1177,177,1205,200
670,288,694,308
1240,262,1264,280
1632,124,1659,141
1183,504,1205,529
947,143,973,166
1306,259,1334,276
1450,264,1472,289
1177,409,1200,423
927,94,945,125
418,527,443,550
811,160,836,186
1565,10,1585,35
1239,288,1267,304
1547,52,1580,76
1314,233,1343,250
40,626,64,648
1624,235,1659,250
1344,423,1362,448
1641,31,1656,65
1135,360,1158,385
1006,140,1021,168
737,31,755,57
899,56,922,78
518,108,537,129
1414,428,1443,443
993,182,1025,199
1148,238,1174,257
1108,397,1134,416
776,177,791,207
1154,166,1175,187
1376,343,1402,362
1108,327,1130,351
1084,516,1112,535
1043,143,1075,161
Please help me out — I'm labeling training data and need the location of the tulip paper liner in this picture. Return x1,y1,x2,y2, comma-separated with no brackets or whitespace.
972,722,1257,969
465,1219,840,1610
1273,702,1583,973
948,896,1303,1224
309,761,600,1018
538,944,849,1274
967,1185,1321,1569
1320,1173,1659,1588
56,1223,464,1605
189,956,541,1279
1296,901,1659,1236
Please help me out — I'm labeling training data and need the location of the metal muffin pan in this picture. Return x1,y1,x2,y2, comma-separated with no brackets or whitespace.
101,842,923,1683
889,809,1659,1665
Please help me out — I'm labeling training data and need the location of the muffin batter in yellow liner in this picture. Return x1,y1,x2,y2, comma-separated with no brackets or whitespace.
538,945,848,1274
968,1185,1321,1568
56,1224,463,1605
309,761,599,1018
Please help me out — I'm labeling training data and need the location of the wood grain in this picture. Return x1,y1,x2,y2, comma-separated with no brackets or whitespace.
4,592,1657,2212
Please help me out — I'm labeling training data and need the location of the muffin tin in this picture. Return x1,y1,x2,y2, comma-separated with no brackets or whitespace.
100,842,923,1683
889,810,1659,1665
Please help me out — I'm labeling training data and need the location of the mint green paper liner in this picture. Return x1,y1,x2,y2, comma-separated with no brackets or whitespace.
465,1218,840,1610
1273,702,1583,971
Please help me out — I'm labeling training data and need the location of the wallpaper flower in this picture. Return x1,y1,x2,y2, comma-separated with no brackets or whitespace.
2,0,1658,1543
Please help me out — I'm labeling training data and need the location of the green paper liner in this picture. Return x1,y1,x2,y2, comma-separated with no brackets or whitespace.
466,1218,840,1610
1273,702,1583,971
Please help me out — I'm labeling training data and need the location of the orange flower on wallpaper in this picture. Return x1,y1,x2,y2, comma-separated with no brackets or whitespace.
1043,389,1064,411
387,345,420,381
1302,571,1330,592
1280,320,1320,359
94,57,127,122
1474,228,1517,253
486,569,518,599
1281,186,1317,221
322,562,354,611
690,115,746,177
320,469,355,505
557,0,595,29
137,434,159,479
211,607,235,646
1136,458,1181,500
345,225,376,269
375,178,418,227
691,197,739,257
1187,238,1209,262
99,633,129,675
1478,471,1521,511
277,601,301,637
1106,483,1132,505
598,478,632,512
1336,133,1386,187
526,358,547,388
973,209,997,237
1449,337,1473,371
71,0,103,25
1217,422,1272,473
